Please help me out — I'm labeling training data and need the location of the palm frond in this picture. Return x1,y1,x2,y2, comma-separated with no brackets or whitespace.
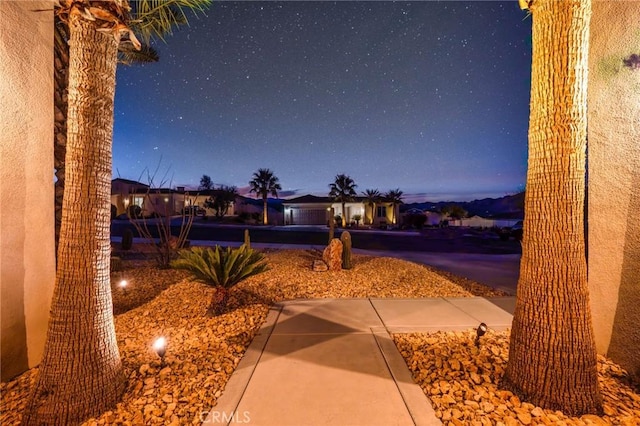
131,0,211,44
118,42,159,64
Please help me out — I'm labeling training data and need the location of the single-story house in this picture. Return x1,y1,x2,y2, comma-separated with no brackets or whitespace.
110,178,149,215
128,187,186,217
449,215,495,228
448,215,521,228
282,194,399,227
111,179,224,217
111,179,284,223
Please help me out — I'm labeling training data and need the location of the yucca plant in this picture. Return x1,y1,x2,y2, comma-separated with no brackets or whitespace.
171,245,268,315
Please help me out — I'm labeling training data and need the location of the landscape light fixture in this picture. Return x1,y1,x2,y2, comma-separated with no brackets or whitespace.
153,336,167,364
475,322,488,348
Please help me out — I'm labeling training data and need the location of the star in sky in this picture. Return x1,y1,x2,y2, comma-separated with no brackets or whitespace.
113,1,532,202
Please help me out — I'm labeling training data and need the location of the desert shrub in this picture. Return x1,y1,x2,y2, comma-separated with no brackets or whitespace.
121,228,134,251
412,214,427,229
171,245,268,315
127,205,142,219
403,213,427,229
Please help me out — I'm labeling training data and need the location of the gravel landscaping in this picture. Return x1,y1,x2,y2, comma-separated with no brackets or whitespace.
394,331,640,425
1,248,637,425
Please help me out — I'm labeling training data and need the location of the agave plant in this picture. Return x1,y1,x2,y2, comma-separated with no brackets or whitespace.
171,245,268,315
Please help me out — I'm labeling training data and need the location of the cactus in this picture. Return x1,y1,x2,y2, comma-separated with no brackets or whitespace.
121,228,134,251
244,228,251,249
340,231,353,269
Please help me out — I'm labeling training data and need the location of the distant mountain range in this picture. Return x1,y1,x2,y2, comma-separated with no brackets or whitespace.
401,192,525,219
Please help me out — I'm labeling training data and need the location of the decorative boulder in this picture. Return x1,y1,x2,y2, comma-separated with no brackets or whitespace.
323,238,343,271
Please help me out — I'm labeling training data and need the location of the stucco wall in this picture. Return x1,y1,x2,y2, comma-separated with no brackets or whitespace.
588,1,640,382
0,1,55,381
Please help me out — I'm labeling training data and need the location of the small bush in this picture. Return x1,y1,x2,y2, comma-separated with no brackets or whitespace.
171,245,268,315
121,228,134,251
403,213,427,229
127,205,142,219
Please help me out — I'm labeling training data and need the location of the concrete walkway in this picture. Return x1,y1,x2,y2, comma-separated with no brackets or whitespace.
204,297,515,426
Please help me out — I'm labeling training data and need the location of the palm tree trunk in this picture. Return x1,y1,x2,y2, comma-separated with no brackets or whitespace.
209,287,230,316
341,202,346,227
371,202,375,225
24,13,124,424
262,197,268,225
502,0,602,416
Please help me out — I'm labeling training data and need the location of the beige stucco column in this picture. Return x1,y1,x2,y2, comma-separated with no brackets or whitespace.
0,1,56,381
588,1,640,381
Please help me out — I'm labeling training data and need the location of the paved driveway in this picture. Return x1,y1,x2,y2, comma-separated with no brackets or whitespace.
354,249,521,295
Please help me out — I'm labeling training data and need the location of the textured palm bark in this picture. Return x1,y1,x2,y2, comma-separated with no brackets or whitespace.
24,12,124,424
209,287,230,316
503,0,602,415
54,20,69,253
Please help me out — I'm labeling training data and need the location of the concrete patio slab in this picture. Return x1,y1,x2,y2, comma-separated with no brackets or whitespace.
370,298,478,333
444,297,514,331
232,333,416,426
486,296,517,316
273,298,384,334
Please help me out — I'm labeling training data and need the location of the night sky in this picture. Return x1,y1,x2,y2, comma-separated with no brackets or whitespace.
113,1,532,202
